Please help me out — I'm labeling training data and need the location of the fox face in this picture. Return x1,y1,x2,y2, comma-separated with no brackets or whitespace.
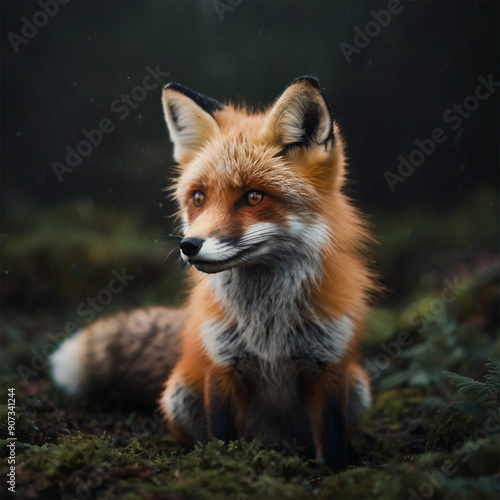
162,77,346,275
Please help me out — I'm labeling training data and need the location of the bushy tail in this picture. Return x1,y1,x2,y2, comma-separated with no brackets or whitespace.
50,307,185,407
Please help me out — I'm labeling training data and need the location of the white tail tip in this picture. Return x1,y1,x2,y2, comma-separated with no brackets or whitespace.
49,333,84,396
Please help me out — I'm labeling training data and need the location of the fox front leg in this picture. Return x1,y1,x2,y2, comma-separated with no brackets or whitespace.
318,394,348,471
161,372,207,444
306,370,348,472
204,370,239,443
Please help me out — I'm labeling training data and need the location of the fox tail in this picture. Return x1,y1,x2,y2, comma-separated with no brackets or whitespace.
49,306,185,407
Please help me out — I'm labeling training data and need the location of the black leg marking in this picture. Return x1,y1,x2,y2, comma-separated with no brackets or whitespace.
322,396,347,472
207,382,238,443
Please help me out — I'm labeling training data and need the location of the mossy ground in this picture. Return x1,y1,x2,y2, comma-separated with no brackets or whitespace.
1,192,499,499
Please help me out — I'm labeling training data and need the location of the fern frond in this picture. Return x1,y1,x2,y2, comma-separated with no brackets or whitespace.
443,358,500,410
442,371,478,393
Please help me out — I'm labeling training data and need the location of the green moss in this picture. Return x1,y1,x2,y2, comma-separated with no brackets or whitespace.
319,464,425,500
154,438,331,499
22,435,127,476
5,433,171,499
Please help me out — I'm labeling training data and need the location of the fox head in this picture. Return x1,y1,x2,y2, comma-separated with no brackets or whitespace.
162,77,349,274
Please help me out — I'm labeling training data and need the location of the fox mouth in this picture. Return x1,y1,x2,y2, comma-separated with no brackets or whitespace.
183,245,266,274
189,259,238,274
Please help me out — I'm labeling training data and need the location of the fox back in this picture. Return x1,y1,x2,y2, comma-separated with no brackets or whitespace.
51,76,376,471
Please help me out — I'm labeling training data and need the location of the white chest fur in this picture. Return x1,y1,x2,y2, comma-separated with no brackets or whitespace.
202,261,354,366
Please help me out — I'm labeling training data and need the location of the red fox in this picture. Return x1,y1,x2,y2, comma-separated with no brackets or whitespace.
50,76,376,471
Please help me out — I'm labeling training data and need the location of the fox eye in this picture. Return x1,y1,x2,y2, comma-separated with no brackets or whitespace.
192,190,205,207
245,190,265,206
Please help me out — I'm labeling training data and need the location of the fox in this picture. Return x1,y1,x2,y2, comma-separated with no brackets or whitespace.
50,76,376,471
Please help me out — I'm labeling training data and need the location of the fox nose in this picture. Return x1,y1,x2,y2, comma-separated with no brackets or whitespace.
180,237,204,257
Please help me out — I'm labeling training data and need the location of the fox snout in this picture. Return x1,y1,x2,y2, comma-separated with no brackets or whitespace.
178,224,277,274
180,237,204,257
179,235,236,274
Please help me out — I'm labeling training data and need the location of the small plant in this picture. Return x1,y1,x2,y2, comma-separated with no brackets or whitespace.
443,358,500,415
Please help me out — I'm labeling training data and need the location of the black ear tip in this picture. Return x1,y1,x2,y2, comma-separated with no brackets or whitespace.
287,75,321,89
163,82,186,92
161,82,224,115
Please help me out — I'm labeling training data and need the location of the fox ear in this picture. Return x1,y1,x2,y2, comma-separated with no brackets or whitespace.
162,83,223,163
264,76,334,151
